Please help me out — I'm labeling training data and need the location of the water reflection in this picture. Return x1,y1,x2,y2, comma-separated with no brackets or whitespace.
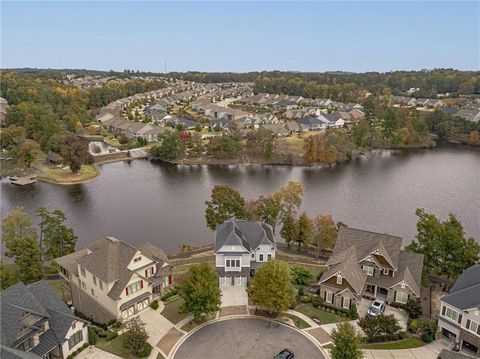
1,147,478,254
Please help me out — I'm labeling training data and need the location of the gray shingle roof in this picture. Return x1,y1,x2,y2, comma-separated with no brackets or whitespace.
442,264,480,310
215,220,275,253
0,280,85,355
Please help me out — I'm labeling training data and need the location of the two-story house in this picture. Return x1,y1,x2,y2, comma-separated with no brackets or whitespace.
317,227,424,310
215,220,276,286
0,280,88,359
438,264,480,356
56,237,174,324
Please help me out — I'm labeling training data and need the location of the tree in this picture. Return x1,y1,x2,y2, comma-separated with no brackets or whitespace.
1,207,44,283
195,122,203,132
280,214,297,250
36,207,77,259
0,262,19,290
291,267,312,285
178,263,221,321
248,260,295,314
405,298,422,319
205,185,248,230
18,141,37,169
122,317,149,354
255,194,282,233
312,215,338,255
277,181,303,219
331,322,364,359
358,314,400,341
61,135,93,173
296,212,313,251
151,132,181,160
406,208,480,280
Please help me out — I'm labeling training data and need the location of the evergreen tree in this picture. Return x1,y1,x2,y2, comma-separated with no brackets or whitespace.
331,322,364,359
205,185,248,230
37,207,77,259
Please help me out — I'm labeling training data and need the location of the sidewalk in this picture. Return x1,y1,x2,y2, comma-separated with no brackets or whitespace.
363,338,450,359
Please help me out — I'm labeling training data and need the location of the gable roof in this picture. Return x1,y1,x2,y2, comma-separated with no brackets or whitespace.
329,227,402,270
441,264,480,310
0,280,85,352
215,220,275,253
319,247,367,295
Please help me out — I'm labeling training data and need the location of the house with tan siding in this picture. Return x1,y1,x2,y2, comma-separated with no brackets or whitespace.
55,237,173,324
317,227,424,310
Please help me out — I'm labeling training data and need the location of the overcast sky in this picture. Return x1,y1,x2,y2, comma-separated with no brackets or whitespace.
1,1,479,72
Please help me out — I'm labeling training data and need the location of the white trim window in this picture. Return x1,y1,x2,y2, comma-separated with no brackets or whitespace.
467,320,478,334
396,291,408,304
336,274,342,285
325,291,333,304
444,307,459,321
383,268,389,275
363,266,374,276
343,297,350,309
68,330,83,350
259,254,264,262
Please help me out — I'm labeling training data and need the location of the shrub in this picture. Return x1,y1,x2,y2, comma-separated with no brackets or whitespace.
300,295,312,303
418,320,437,343
107,319,117,326
88,327,98,345
359,314,401,341
347,303,359,320
408,319,420,333
313,295,324,308
137,342,153,358
291,267,313,285
111,321,122,330
106,331,118,341
298,287,305,296
405,298,422,319
97,331,108,338
150,300,159,310
67,355,73,359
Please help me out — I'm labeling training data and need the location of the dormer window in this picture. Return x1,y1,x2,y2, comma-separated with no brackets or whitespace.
134,256,142,263
336,274,342,285
80,267,86,277
401,281,405,289
383,268,389,276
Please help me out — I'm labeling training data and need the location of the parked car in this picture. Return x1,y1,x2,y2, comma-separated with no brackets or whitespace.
367,299,386,317
274,348,294,359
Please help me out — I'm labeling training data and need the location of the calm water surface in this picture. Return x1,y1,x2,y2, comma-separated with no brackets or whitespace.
1,146,479,254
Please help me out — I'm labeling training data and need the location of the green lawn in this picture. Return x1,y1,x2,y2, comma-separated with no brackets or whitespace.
295,303,345,325
161,298,189,324
96,335,137,359
361,337,426,350
280,313,311,329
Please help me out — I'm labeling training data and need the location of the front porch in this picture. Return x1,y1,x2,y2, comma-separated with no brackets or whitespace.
364,283,388,301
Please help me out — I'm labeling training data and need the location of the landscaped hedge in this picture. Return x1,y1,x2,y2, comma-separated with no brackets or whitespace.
106,331,118,341
137,343,153,358
161,287,178,301
150,300,159,310
73,310,108,330
365,331,408,343
88,327,98,345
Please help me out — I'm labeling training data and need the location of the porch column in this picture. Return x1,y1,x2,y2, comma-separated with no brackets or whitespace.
374,285,377,297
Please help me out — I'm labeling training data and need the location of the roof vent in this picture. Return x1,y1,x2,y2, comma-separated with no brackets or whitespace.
106,236,118,243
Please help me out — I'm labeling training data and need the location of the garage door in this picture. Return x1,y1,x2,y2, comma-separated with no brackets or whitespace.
234,276,247,286
219,276,231,286
122,306,135,319
137,298,149,311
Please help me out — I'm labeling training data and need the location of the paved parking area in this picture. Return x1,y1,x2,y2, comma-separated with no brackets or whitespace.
172,317,327,359
76,347,122,359
363,338,450,359
137,307,175,347
220,285,248,307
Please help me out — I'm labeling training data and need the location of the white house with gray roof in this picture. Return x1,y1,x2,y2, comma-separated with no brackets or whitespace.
0,280,88,359
438,264,480,356
55,237,173,324
215,220,276,286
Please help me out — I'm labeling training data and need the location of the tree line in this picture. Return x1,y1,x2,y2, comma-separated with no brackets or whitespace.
204,181,339,255
1,207,77,288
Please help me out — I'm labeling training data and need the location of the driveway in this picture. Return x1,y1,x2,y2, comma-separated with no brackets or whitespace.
358,298,408,329
137,307,175,347
76,347,122,359
220,285,248,307
172,317,327,359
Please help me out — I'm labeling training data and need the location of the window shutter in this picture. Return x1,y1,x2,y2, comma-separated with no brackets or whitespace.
441,306,446,316
394,291,397,302
145,269,148,277
458,314,463,324
477,325,480,335
125,287,129,296
341,297,344,308
140,280,143,289
466,319,471,330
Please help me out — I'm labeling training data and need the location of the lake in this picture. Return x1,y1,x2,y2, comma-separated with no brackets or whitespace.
1,146,479,254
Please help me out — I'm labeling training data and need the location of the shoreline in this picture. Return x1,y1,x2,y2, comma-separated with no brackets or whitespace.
4,141,474,187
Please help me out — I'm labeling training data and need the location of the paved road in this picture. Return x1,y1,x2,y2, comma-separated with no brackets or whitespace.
173,317,327,359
